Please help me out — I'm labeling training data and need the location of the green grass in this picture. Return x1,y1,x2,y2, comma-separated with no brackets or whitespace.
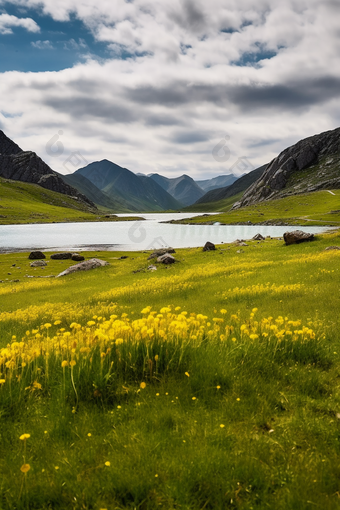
178,189,340,226
0,177,144,224
1,231,340,509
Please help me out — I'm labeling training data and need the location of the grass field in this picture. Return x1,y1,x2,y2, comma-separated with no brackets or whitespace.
0,178,145,225
182,189,340,227
0,230,340,508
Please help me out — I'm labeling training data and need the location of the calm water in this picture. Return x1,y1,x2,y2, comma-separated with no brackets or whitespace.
0,213,331,252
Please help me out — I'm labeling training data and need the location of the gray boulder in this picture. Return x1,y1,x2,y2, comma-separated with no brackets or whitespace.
157,253,175,264
56,258,109,277
51,252,72,260
71,253,85,261
147,248,175,260
28,251,46,260
253,233,265,241
324,246,340,251
203,241,216,251
283,230,314,245
30,260,47,267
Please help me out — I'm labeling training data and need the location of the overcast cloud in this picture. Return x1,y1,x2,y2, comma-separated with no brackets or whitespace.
0,0,339,178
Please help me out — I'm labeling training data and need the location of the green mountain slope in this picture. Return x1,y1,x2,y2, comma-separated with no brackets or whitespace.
75,160,182,211
149,173,204,206
62,173,132,212
185,165,267,212
0,176,97,224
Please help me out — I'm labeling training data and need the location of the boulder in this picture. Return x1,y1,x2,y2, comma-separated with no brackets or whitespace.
56,258,109,277
71,253,85,261
30,260,47,267
324,246,340,251
147,265,157,271
203,241,216,251
283,230,314,245
50,252,72,260
147,248,176,260
253,233,265,241
28,251,46,260
157,253,175,264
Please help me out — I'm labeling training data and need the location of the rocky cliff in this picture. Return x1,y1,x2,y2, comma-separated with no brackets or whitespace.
0,131,95,208
233,127,340,209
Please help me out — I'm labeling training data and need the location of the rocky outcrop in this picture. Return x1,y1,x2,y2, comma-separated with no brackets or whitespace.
233,127,340,209
56,258,109,277
28,251,46,259
283,230,314,245
0,130,22,155
147,248,176,260
0,151,95,208
157,253,176,264
203,241,216,251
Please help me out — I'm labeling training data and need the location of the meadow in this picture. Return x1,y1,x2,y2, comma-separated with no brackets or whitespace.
183,189,340,227
0,230,340,509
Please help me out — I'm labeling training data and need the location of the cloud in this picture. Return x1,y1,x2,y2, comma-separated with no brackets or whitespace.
31,39,53,49
0,12,40,34
0,0,340,179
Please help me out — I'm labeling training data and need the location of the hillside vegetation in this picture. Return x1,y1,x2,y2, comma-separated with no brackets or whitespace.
0,231,340,509
0,177,140,224
174,189,340,226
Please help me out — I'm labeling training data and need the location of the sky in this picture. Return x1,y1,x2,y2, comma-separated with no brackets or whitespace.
0,0,340,180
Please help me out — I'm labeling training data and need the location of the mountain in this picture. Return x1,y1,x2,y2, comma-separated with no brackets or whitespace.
233,127,340,209
0,130,96,209
195,174,238,192
75,160,182,211
62,172,132,212
193,165,268,206
149,173,204,206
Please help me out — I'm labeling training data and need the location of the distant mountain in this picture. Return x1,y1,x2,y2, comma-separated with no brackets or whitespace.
195,174,238,193
0,130,95,208
62,173,132,212
233,127,340,209
149,173,204,206
75,160,182,211
194,165,268,205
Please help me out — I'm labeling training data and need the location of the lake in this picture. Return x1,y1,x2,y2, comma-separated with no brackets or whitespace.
0,213,331,252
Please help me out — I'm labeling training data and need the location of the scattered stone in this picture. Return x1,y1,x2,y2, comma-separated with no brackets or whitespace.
56,258,109,277
203,241,216,252
147,248,176,260
324,246,340,251
28,251,46,260
7,272,11,275
147,265,157,271
238,242,248,247
157,253,176,264
71,253,85,261
253,233,265,241
283,230,315,245
30,260,47,267
11,264,16,267
236,249,243,254
50,252,72,260
119,256,128,260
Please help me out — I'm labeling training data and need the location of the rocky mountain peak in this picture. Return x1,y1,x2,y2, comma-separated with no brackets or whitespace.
233,127,340,209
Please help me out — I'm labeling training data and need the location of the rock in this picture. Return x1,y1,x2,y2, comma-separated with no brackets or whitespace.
283,230,315,245
56,258,109,277
233,126,340,208
147,265,157,271
30,260,47,267
28,251,46,260
203,241,216,251
253,233,265,241
324,246,340,251
157,253,175,264
119,256,128,260
147,248,176,260
71,253,85,261
238,242,248,247
50,252,73,260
